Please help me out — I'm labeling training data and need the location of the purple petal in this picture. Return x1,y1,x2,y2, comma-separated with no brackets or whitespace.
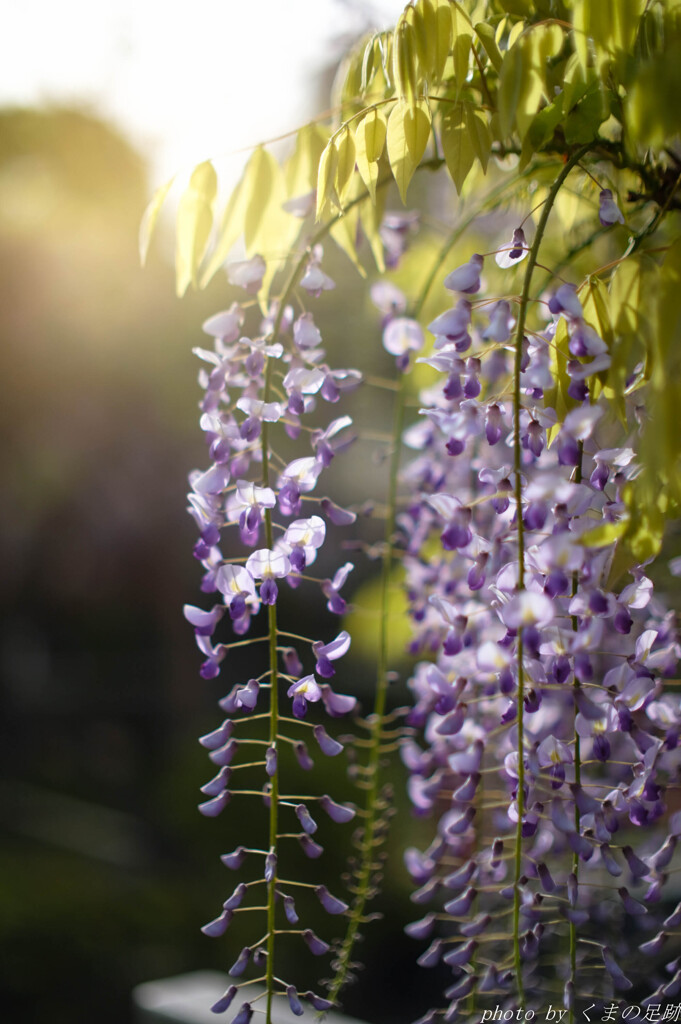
313,725,344,756
302,929,330,955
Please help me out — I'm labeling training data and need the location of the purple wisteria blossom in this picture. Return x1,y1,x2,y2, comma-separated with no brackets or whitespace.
184,248,363,1019
389,246,680,1018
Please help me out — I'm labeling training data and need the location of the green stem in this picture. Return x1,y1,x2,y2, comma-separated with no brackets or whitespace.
261,356,279,1024
569,443,583,1024
326,371,408,1006
510,143,591,1006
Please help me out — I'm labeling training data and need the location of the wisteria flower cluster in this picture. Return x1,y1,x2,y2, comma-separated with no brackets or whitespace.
392,220,681,1019
157,4,681,1023
183,251,364,1021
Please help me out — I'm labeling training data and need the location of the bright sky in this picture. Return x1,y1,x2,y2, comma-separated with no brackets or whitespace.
2,0,407,185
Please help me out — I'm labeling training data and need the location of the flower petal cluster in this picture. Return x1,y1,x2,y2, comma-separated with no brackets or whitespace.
394,248,680,1017
184,251,363,1019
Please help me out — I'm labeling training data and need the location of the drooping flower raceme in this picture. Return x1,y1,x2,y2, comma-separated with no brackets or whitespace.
393,229,679,1020
184,254,362,1020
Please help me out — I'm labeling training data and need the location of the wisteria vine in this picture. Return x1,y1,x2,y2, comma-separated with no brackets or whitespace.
147,2,681,1022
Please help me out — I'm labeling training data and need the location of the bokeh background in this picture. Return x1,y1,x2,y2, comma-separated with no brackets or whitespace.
0,3,452,1022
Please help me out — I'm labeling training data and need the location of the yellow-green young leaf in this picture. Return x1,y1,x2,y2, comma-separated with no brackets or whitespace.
393,18,419,108
507,19,526,49
441,103,475,194
337,43,364,108
531,22,564,69
359,185,386,273
355,107,387,202
139,176,174,266
243,147,278,250
199,168,250,289
334,128,357,207
572,0,591,78
451,6,473,91
360,33,378,94
413,0,437,75
580,517,629,548
386,98,431,204
284,122,329,198
431,2,453,80
464,103,491,172
474,20,503,72
316,140,339,220
329,203,367,278
175,161,217,297
545,317,576,447
498,43,526,137
499,0,533,14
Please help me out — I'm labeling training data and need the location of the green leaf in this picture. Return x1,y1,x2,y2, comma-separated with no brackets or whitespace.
526,92,565,152
441,103,475,194
564,81,610,144
358,184,386,273
175,161,217,297
393,18,418,108
474,20,503,72
413,0,437,75
355,107,387,202
329,201,367,278
139,176,174,266
432,2,453,81
334,128,357,206
386,98,431,204
284,122,328,198
244,147,277,249
498,43,525,137
464,103,491,173
451,5,473,91
316,139,339,220
580,517,629,548
545,317,575,446
199,168,249,289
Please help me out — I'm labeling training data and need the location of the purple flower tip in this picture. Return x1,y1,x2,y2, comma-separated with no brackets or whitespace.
220,846,246,870
210,985,237,1014
313,724,344,756
315,885,349,914
286,986,304,1017
228,947,251,977
302,928,330,955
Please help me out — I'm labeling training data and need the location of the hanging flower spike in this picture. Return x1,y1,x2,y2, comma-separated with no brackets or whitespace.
287,674,323,719
312,630,351,678
495,227,528,269
598,188,625,226
444,253,483,294
245,548,291,605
